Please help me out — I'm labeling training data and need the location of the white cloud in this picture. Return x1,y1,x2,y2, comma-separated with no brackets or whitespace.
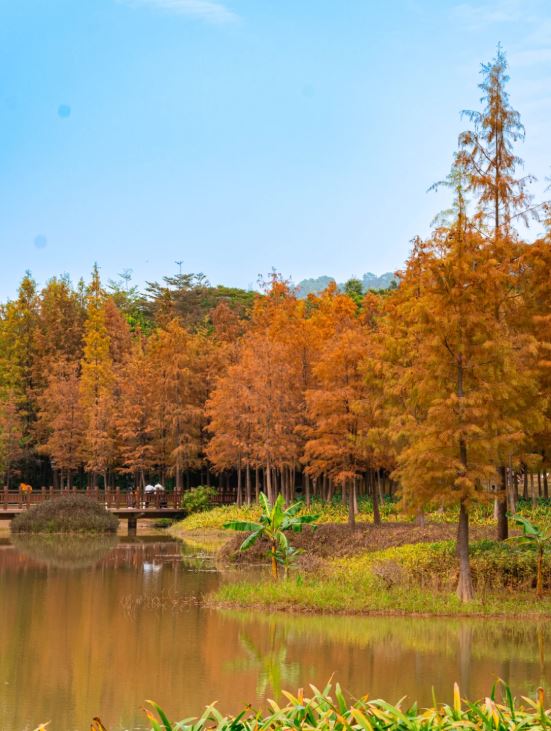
510,47,551,67
119,0,238,24
452,0,532,30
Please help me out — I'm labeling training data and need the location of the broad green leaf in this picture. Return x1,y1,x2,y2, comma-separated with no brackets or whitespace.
223,521,263,532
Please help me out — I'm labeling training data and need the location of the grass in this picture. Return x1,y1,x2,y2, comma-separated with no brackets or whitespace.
176,497,551,533
79,681,551,730
11,495,119,534
214,539,551,617
174,497,551,617
175,498,398,532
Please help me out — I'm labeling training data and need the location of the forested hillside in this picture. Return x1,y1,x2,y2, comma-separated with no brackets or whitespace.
295,272,397,298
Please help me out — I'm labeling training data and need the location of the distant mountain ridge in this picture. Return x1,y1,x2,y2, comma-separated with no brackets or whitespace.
295,272,397,298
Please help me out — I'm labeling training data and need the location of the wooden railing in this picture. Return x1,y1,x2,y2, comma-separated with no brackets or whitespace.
1,487,186,511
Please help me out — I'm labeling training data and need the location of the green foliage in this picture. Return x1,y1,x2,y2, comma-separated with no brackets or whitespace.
224,493,319,578
153,517,175,528
177,496,396,532
177,498,551,534
11,495,119,534
83,681,551,730
343,277,364,306
181,486,217,516
512,515,551,550
215,538,551,614
510,515,551,597
356,540,551,593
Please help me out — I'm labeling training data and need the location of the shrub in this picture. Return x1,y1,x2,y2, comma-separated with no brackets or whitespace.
11,495,119,534
153,517,174,528
357,540,551,592
181,486,218,516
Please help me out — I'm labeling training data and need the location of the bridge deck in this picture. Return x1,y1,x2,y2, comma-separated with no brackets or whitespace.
0,507,186,520
0,487,235,532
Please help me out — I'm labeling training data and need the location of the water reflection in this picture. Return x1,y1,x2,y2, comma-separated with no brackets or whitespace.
10,534,117,569
227,625,300,697
0,537,549,731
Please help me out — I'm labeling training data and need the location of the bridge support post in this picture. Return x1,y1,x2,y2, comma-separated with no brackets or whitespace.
128,514,138,536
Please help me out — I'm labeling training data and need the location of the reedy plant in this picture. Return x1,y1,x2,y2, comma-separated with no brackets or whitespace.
49,681,551,731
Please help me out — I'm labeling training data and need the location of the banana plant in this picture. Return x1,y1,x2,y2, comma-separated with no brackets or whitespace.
512,515,551,599
224,492,319,579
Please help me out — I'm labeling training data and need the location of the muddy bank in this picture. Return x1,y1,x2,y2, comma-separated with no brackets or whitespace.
218,522,494,569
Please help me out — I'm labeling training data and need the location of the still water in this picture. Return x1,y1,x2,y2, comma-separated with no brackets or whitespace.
0,534,549,730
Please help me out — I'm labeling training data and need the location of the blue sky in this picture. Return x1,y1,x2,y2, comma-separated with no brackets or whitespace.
1,0,550,298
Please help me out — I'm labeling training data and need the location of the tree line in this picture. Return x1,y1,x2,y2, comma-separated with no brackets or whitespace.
0,47,549,599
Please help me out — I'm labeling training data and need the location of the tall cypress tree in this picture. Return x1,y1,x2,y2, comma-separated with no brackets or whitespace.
459,46,539,540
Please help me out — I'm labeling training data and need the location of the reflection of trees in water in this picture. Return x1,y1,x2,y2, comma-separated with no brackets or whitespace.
222,610,551,699
227,624,299,697
10,534,117,569
458,624,472,698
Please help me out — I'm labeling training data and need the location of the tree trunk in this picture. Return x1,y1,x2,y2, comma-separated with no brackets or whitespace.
496,466,508,541
415,511,425,527
372,470,381,526
245,464,251,506
266,462,272,503
236,458,242,506
304,472,311,507
271,540,278,580
537,546,544,599
348,481,356,529
456,499,474,602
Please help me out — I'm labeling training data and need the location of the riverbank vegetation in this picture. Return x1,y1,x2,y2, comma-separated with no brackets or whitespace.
11,495,118,534
180,499,551,615
80,682,551,731
215,539,551,617
0,47,549,601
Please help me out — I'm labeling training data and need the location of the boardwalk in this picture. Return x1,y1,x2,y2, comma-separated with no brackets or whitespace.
0,488,187,533
0,486,237,533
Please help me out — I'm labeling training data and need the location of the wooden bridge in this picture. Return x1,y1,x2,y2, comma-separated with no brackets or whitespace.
0,487,236,534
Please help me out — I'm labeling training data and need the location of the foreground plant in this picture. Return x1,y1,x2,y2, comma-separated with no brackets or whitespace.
224,492,319,579
49,681,551,731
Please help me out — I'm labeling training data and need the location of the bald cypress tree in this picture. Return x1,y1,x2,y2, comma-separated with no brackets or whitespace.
459,45,540,540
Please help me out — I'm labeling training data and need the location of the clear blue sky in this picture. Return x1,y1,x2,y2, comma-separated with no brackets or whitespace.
1,0,550,298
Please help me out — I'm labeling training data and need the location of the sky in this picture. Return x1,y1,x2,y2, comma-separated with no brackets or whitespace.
1,0,550,299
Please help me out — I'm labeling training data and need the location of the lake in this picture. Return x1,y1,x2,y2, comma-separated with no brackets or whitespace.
0,534,548,730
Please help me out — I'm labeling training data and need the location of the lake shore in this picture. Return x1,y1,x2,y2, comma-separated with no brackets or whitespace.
171,504,551,619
